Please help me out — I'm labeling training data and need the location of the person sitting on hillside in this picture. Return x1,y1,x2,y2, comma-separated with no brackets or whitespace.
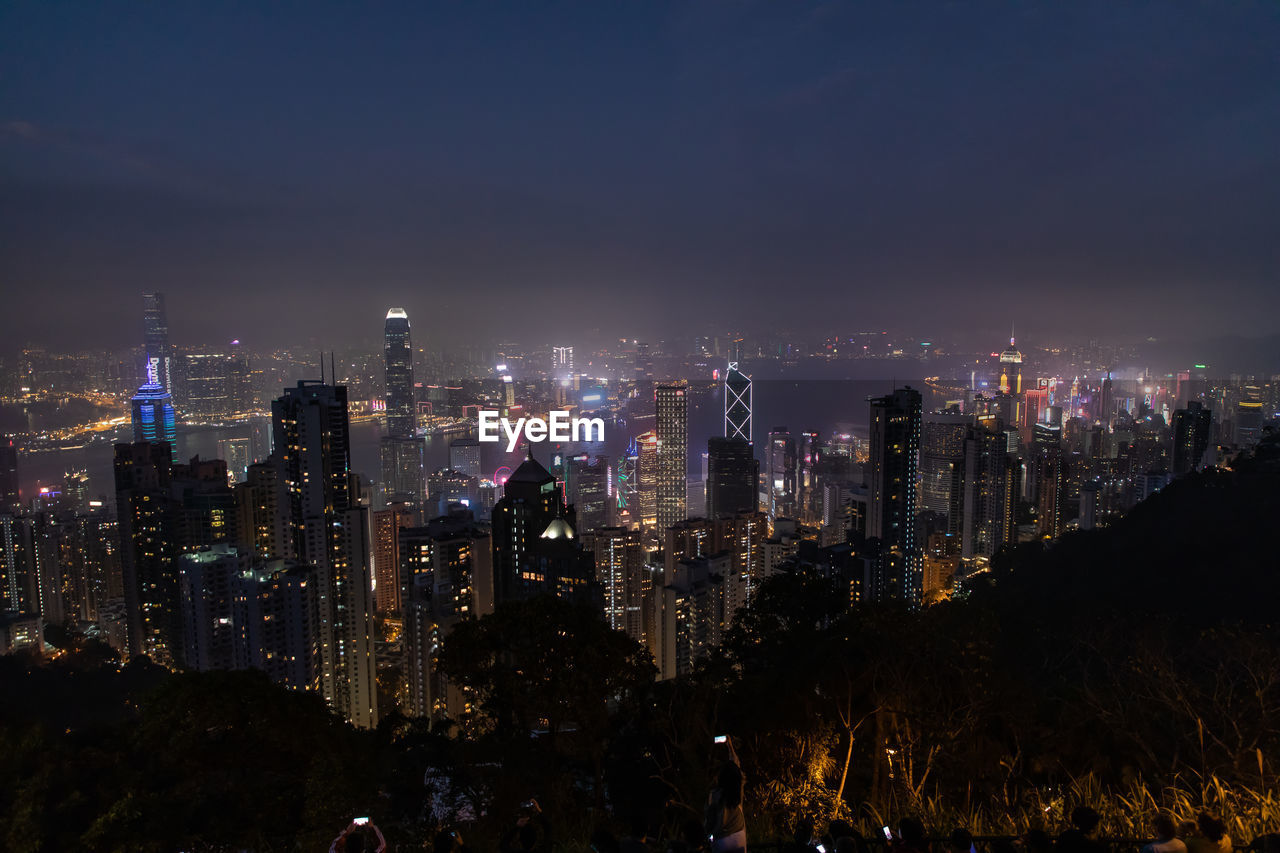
1186,813,1232,853
1142,814,1187,853
1056,806,1105,853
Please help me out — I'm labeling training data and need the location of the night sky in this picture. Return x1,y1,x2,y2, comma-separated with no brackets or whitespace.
2,1,1278,350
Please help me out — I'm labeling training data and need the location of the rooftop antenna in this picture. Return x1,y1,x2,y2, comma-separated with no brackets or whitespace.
318,351,324,383
330,351,336,385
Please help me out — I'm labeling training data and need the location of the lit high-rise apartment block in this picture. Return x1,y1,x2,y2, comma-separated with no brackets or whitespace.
868,386,923,606
272,381,378,728
655,384,688,535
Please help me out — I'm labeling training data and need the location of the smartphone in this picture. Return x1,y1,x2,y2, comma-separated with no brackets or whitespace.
714,735,728,744
817,845,828,853
883,826,893,841
354,817,370,827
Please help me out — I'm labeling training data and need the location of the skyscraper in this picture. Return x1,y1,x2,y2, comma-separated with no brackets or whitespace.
960,425,1020,560
867,387,923,605
797,430,820,522
232,558,320,693
217,437,252,484
706,436,758,519
400,509,494,720
380,434,425,505
724,362,752,442
920,410,971,541
655,384,689,534
177,543,245,672
179,352,248,418
767,428,797,520
381,309,423,509
998,331,1023,396
131,357,177,445
143,292,172,394
0,437,19,513
715,509,768,606
491,453,560,601
634,431,658,533
426,468,479,515
1172,402,1212,476
0,513,38,615
552,346,574,382
115,447,240,665
114,441,178,663
449,438,482,480
372,500,417,614
272,381,378,728
383,308,416,437
233,460,291,561
565,453,612,536
591,525,646,644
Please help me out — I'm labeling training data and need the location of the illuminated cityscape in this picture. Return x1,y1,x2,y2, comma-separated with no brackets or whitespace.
1,2,1279,850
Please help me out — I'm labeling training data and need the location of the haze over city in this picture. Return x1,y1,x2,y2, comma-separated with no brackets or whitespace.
3,1,1280,350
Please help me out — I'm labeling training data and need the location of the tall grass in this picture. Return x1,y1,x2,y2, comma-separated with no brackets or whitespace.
757,772,1280,843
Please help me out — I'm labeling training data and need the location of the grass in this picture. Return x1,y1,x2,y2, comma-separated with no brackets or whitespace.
753,772,1280,843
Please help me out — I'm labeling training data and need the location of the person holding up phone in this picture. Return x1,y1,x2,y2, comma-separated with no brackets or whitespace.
705,735,747,853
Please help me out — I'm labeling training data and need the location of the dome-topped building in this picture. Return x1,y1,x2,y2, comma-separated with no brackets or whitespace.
999,327,1023,394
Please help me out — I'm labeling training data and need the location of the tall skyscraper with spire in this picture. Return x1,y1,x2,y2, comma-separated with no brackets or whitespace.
381,309,424,506
383,308,415,437
998,328,1023,395
724,362,752,442
133,292,177,445
143,292,172,394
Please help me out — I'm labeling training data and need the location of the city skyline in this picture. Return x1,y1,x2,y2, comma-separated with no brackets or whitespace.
1,5,1279,848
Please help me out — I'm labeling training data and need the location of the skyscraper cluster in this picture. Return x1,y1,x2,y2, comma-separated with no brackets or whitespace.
5,298,1275,727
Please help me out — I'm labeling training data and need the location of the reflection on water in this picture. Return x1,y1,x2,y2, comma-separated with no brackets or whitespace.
0,399,122,434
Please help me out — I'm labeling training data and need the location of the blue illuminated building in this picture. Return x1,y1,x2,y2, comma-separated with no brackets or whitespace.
131,357,177,445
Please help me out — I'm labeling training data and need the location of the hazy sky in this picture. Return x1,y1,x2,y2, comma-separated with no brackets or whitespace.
2,1,1278,351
